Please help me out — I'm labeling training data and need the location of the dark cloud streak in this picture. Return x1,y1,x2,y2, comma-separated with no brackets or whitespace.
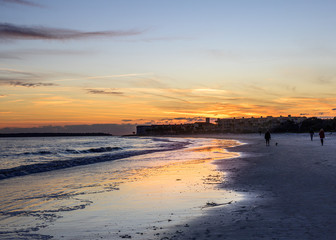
87,89,124,95
9,81,57,87
0,69,57,87
0,23,144,41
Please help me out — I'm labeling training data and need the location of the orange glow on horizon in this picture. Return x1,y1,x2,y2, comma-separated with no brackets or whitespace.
1,84,336,129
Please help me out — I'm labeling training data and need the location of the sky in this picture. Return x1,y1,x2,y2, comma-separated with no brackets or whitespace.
1,0,336,134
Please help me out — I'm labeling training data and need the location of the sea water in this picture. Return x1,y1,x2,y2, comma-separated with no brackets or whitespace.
0,136,189,178
0,136,241,239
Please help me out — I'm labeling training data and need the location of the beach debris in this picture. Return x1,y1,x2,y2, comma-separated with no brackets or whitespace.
203,200,233,209
206,201,220,207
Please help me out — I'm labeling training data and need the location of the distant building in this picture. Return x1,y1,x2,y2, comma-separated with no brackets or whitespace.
136,116,308,135
216,115,307,133
136,119,216,135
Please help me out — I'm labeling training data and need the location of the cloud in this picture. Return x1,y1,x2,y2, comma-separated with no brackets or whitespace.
0,67,38,77
332,108,336,111
0,23,144,41
86,89,124,95
0,94,7,98
173,117,200,121
157,117,204,124
0,68,56,87
0,0,43,8
9,81,57,87
137,90,190,103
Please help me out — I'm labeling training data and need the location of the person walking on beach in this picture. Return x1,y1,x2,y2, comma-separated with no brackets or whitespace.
265,130,271,146
309,128,314,141
319,128,325,146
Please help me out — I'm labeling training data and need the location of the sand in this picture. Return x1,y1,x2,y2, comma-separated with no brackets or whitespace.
9,133,336,239
32,137,241,240
161,133,336,240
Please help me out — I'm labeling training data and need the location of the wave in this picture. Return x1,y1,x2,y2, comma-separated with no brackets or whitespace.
0,141,189,181
66,146,122,154
23,150,53,155
19,147,122,157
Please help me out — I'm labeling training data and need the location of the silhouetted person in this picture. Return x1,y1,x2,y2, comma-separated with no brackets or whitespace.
309,128,314,141
265,130,271,146
319,128,325,146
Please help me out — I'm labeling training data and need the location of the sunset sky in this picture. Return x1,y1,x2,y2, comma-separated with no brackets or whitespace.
1,0,336,132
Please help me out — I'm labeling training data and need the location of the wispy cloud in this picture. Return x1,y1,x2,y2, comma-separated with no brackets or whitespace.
141,91,190,103
0,23,144,41
0,68,56,87
0,0,43,8
86,88,124,95
9,81,57,87
0,67,38,76
173,117,204,122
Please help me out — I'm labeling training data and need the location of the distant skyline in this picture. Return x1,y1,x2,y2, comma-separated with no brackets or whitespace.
1,0,336,132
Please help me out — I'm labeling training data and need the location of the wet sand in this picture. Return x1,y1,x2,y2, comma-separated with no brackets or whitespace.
33,138,242,240
7,134,336,239
163,133,336,239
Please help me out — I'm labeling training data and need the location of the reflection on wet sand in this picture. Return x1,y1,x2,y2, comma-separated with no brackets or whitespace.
0,138,243,239
42,138,243,239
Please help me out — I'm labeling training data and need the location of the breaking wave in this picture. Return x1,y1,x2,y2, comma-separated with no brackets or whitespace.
0,141,189,180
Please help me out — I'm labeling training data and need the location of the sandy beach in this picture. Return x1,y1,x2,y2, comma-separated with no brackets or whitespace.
161,133,336,240
2,133,336,240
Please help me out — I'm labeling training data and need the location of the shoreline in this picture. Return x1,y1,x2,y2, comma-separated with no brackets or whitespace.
3,133,336,239
34,137,242,240
1,136,242,240
161,133,336,239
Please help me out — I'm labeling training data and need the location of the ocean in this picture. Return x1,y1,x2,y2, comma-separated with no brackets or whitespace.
0,136,241,239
